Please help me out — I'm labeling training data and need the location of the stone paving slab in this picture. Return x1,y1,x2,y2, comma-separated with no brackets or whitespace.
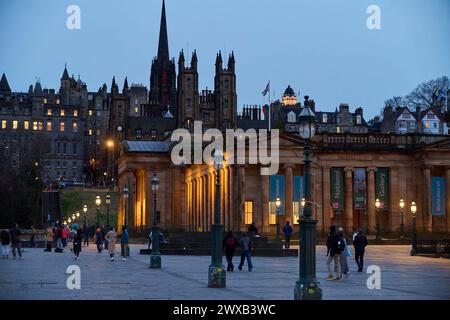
0,244,449,300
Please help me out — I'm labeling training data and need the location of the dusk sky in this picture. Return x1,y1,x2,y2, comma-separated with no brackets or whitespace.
0,0,449,119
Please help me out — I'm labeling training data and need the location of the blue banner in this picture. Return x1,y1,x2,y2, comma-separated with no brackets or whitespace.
269,175,285,214
293,176,305,202
431,177,445,216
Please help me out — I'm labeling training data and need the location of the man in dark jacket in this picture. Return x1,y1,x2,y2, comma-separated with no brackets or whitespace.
353,230,368,272
10,224,22,259
223,231,238,272
238,233,253,272
326,225,343,280
282,221,293,248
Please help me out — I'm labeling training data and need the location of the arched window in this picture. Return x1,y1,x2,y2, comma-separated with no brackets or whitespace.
287,111,296,123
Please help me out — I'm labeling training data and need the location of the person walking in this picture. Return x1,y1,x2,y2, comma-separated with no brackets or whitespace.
1,229,11,259
95,227,103,253
105,227,117,261
326,225,344,281
238,233,253,272
72,227,82,260
353,230,368,272
121,226,129,261
282,221,293,249
10,224,22,259
62,225,68,248
56,225,63,249
247,221,259,239
83,225,90,247
222,231,238,272
338,227,350,278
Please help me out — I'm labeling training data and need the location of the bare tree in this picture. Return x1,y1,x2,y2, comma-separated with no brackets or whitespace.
384,96,405,109
404,76,449,111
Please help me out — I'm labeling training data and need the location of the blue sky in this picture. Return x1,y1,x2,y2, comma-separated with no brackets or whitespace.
0,0,449,119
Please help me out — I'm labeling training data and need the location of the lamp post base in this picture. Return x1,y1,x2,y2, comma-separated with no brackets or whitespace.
208,264,226,288
294,280,322,300
150,254,161,269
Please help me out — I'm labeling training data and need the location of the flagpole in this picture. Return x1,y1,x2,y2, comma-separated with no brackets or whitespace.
268,81,271,131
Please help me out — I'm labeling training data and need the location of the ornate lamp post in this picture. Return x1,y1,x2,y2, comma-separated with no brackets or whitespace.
123,187,129,226
95,195,101,226
150,173,161,269
375,198,381,240
83,205,87,226
208,148,226,288
399,198,405,239
275,195,281,241
105,193,111,227
410,201,417,255
294,102,322,300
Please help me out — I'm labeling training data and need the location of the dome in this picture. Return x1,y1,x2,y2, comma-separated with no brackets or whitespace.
284,85,295,97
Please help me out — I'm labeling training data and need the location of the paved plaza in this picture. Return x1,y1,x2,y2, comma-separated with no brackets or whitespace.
0,244,449,300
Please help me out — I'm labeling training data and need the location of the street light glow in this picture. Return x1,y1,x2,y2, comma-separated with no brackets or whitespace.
95,195,101,207
375,198,381,209
411,201,417,215
399,198,405,209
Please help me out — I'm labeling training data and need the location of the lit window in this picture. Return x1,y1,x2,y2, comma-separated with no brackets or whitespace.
356,115,362,125
134,107,139,113
47,122,52,131
60,122,65,132
323,114,328,123
13,120,18,130
336,127,341,133
269,202,277,225
1,120,6,129
74,110,78,117
47,109,52,116
72,122,78,132
244,201,253,225
43,98,48,104
88,129,93,136
425,121,430,129
24,121,29,130
33,121,38,131
88,110,93,116
38,121,43,131
56,98,60,104
60,109,65,116
293,202,300,225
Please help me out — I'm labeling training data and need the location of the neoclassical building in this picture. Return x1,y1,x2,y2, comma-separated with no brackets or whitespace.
116,132,450,236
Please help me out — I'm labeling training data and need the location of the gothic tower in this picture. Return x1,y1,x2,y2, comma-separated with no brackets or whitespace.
177,49,199,129
214,51,237,130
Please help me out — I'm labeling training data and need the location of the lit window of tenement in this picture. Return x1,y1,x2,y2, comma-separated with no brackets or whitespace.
88,110,93,116
135,107,139,113
13,120,18,130
33,121,38,131
60,122,65,132
38,122,43,131
425,121,430,129
73,122,78,132
1,120,7,129
43,98,48,104
337,127,341,133
60,109,65,116
24,121,29,130
47,122,52,131
47,109,52,116
244,201,253,225
56,98,60,104
88,129,93,136
74,110,78,117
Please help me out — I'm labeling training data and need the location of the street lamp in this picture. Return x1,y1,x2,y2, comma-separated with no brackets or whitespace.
150,173,161,268
95,195,101,226
275,195,281,241
83,205,87,226
123,187,129,226
375,198,381,240
68,218,72,224
399,198,405,239
294,102,322,300
208,148,226,288
410,201,417,256
105,193,111,227
72,213,76,221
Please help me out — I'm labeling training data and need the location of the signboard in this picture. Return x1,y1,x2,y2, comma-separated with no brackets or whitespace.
330,168,344,211
431,177,445,216
354,168,367,209
269,175,285,214
376,168,390,209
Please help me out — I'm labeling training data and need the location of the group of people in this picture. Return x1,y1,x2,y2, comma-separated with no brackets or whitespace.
0,224,23,259
222,231,254,272
95,225,129,261
326,225,368,281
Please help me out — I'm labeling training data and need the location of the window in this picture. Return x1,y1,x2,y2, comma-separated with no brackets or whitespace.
410,122,416,129
88,94,93,101
134,106,139,114
47,109,52,116
97,111,101,116
96,129,100,136
56,98,60,105
151,129,157,139
293,202,300,225
322,114,328,123
203,113,210,123
1,120,6,129
73,143,77,155
225,79,229,89
427,114,435,119
356,115,362,125
336,117,341,124
433,122,438,128
336,127,341,133
88,110,93,116
12,120,18,130
33,121,38,131
45,161,50,168
244,201,253,225
88,129,93,136
60,109,65,116
224,100,229,109
24,121,29,130
73,110,78,117
287,111,296,123
46,121,52,131
72,122,78,132
63,143,67,155
56,143,61,155
96,140,100,145
60,122,65,132
398,121,407,129
63,161,67,168
187,78,191,88
72,161,77,169
136,129,143,139
43,98,48,104
269,202,277,225
425,121,430,129
38,121,43,130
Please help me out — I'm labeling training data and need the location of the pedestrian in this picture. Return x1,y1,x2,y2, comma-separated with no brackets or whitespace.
148,230,152,250
238,232,253,272
83,225,90,247
56,225,63,249
247,221,259,239
338,227,350,278
62,225,68,247
1,229,11,259
282,221,293,249
352,229,358,242
353,230,368,272
72,227,82,260
45,226,53,251
10,223,22,259
30,226,36,248
222,231,238,272
105,227,117,261
95,228,103,253
101,226,108,250
121,226,129,261
326,225,344,281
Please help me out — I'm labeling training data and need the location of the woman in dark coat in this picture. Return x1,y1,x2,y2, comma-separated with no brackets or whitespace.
73,227,82,259
95,228,103,253
223,231,239,272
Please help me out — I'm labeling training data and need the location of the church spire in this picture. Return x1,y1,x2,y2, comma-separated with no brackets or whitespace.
157,0,169,61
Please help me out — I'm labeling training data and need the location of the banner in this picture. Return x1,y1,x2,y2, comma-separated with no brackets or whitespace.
293,176,305,202
330,168,344,211
431,177,445,216
376,168,390,209
354,168,367,209
269,175,285,214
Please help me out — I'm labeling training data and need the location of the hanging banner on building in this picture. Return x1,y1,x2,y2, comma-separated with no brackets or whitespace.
330,168,344,211
293,176,305,202
431,177,445,216
376,168,390,209
269,175,285,214
354,168,367,209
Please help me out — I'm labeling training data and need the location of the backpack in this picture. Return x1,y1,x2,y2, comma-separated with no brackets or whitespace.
226,237,236,248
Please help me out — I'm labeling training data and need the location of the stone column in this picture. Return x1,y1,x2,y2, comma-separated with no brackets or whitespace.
389,167,400,233
367,167,376,235
261,173,269,234
344,167,353,233
446,167,450,233
322,166,331,234
423,167,432,233
284,165,294,225
228,166,234,231
126,171,136,231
